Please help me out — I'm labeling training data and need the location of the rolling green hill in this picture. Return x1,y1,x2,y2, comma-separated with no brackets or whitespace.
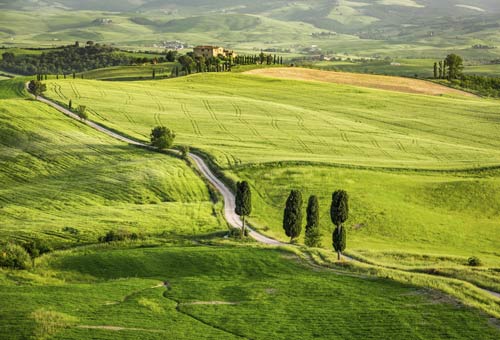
41,72,500,270
2,0,500,62
79,63,176,81
44,73,500,169
0,79,223,247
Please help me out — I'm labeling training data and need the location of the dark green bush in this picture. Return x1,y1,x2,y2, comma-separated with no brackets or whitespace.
99,229,142,243
467,256,482,267
22,240,52,260
0,243,32,269
228,227,248,238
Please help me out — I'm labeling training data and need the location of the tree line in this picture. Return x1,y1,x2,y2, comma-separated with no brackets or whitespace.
171,51,284,77
432,54,500,97
0,42,163,76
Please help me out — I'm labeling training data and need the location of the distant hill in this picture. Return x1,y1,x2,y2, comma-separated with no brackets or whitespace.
1,0,500,60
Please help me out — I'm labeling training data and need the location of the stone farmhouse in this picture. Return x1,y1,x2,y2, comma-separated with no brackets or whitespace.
193,46,237,59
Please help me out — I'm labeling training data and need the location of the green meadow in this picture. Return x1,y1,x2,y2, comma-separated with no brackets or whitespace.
1,244,498,339
0,79,223,247
79,63,176,81
1,67,499,338
44,74,500,169
41,73,500,273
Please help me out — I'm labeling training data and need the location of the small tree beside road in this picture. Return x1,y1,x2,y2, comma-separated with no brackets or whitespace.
76,105,88,120
150,126,175,149
28,80,46,99
235,181,252,237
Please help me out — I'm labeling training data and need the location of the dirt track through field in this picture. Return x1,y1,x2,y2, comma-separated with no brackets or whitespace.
245,67,476,97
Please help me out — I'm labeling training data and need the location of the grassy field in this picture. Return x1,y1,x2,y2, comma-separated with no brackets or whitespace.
231,164,500,264
246,67,474,96
44,72,500,170
0,79,224,247
41,71,500,283
1,244,498,340
311,59,500,78
79,63,176,81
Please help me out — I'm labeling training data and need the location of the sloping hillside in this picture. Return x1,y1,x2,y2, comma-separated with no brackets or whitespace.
0,79,222,247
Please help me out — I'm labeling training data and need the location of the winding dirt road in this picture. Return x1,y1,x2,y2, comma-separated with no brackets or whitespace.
30,89,283,246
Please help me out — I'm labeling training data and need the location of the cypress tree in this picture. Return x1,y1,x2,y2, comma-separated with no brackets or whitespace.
331,190,348,260
433,62,438,79
443,59,448,79
438,61,443,79
305,195,321,247
235,181,252,236
283,190,303,243
68,99,72,110
152,69,156,79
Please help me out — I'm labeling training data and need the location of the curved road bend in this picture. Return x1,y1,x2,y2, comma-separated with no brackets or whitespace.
31,90,284,246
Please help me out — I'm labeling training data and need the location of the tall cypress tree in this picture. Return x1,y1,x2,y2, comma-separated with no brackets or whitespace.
433,62,438,79
283,190,303,243
331,190,348,260
305,195,321,247
438,61,443,79
235,181,252,236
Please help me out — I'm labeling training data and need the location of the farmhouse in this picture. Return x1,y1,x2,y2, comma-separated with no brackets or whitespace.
193,45,237,59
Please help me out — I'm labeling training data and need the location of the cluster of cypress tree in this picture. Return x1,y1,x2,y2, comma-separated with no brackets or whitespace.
433,54,463,80
233,54,284,66
282,190,349,259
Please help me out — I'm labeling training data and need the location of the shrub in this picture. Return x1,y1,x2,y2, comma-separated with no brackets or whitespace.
0,243,32,269
76,105,88,120
23,240,52,258
62,226,79,235
179,145,190,159
228,227,248,238
99,229,141,243
467,256,482,267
